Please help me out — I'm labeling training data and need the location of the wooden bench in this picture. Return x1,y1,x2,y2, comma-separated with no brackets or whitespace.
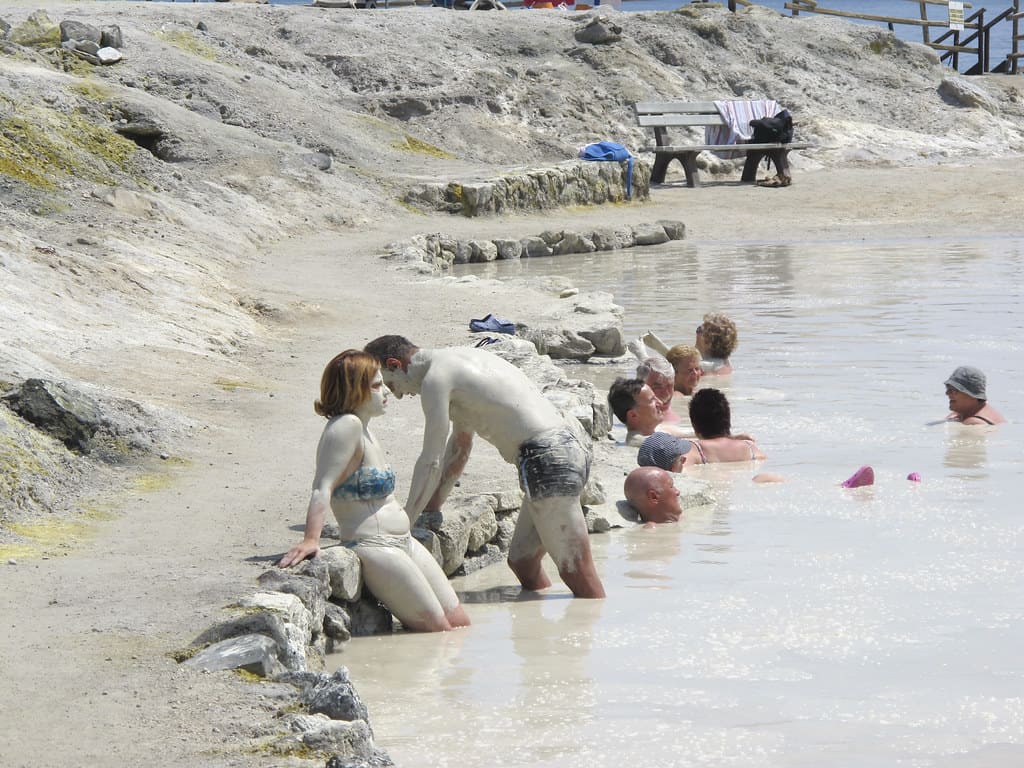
634,101,813,187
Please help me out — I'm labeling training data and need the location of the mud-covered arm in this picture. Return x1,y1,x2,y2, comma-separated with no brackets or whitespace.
422,430,475,515
278,416,361,568
405,375,455,525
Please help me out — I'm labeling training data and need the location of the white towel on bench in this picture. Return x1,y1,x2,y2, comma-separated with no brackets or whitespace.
709,100,779,159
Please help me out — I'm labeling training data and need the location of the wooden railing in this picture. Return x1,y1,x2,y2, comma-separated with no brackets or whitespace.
1011,0,1024,73
716,0,1022,75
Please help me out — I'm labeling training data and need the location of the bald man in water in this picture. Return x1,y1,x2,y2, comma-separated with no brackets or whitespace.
623,467,683,525
365,335,605,599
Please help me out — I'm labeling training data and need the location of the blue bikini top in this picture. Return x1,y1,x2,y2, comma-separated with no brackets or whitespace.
333,464,396,501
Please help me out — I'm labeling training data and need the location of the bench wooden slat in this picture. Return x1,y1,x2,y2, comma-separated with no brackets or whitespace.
649,141,814,152
637,113,725,127
634,101,719,114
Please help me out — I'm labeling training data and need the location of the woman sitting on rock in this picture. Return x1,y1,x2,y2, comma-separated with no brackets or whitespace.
695,312,737,376
278,350,470,633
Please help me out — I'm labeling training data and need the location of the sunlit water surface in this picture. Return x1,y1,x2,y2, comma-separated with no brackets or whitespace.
335,236,1024,767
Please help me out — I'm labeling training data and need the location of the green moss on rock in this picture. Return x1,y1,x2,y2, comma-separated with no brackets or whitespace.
0,102,138,189
8,10,60,49
156,29,222,62
395,135,454,159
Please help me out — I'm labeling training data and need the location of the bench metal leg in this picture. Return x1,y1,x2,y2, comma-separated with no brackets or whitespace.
742,151,765,182
651,154,671,185
743,149,789,182
681,152,700,188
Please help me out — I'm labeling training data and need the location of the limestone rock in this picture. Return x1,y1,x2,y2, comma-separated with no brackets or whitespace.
575,16,622,45
590,226,636,251
183,633,285,677
552,231,597,255
2,378,101,453
939,77,999,114
418,496,498,575
493,238,523,260
402,159,650,217
300,667,369,722
316,546,362,602
277,714,378,762
584,507,612,533
458,543,507,575
96,46,122,65
100,25,123,49
346,594,393,636
658,220,687,240
238,592,312,670
461,183,494,212
451,239,473,265
189,592,308,672
581,476,606,507
520,236,552,258
515,326,595,360
486,489,524,512
322,602,352,642
59,20,101,45
468,239,498,263
257,569,329,633
631,222,671,246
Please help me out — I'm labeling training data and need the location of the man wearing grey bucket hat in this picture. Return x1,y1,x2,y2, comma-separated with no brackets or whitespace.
944,366,1006,425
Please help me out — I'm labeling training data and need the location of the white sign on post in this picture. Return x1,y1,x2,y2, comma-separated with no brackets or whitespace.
948,1,965,31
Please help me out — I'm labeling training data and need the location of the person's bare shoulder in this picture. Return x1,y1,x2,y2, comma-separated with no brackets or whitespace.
321,413,361,442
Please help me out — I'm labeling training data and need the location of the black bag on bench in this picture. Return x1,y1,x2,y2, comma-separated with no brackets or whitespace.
748,110,793,173
749,110,793,144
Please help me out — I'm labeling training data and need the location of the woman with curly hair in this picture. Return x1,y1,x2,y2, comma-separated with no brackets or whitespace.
695,312,737,376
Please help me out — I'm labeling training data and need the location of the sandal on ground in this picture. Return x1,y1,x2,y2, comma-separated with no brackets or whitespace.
757,174,792,188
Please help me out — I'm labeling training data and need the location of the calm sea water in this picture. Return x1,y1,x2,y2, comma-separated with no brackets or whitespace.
337,235,1024,767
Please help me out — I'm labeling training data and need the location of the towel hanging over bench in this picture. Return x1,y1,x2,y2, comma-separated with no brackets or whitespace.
708,100,779,159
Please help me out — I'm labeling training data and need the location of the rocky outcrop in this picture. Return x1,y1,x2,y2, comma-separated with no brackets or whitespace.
403,158,651,217
385,220,686,275
5,11,124,64
1,378,188,462
939,76,1000,114
384,224,692,360
59,19,124,64
516,291,626,360
574,16,623,45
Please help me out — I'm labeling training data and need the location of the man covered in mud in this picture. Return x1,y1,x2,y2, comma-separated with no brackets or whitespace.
623,467,683,525
607,377,693,447
364,335,605,599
